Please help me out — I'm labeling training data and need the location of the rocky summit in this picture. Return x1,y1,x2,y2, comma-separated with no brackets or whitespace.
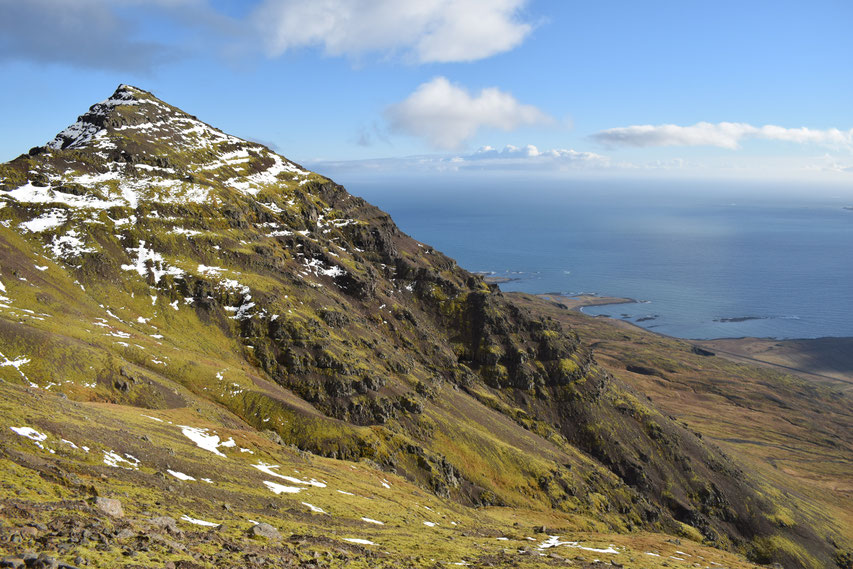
0,86,849,569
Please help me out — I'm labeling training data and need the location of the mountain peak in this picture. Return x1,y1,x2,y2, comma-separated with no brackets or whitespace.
46,84,172,151
2,85,316,210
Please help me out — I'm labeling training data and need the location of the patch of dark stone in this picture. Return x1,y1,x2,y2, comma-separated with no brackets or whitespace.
0,551,83,569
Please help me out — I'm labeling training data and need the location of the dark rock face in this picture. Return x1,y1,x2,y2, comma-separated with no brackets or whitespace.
692,346,715,357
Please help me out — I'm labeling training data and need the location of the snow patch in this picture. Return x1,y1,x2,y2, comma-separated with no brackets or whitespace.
172,227,202,237
538,536,619,554
3,182,122,210
49,229,96,260
121,241,184,284
167,469,196,481
343,538,375,546
10,426,47,443
19,209,66,232
1,356,31,370
179,425,230,457
251,463,327,487
180,514,219,527
263,481,303,494
103,450,139,469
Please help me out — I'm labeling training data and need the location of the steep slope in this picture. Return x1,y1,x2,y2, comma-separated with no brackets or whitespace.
0,85,842,568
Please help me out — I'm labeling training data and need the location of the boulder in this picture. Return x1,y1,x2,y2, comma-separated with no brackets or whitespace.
94,497,124,518
0,556,25,569
149,516,179,533
249,523,281,541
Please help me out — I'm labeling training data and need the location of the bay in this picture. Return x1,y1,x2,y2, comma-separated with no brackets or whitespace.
345,177,853,340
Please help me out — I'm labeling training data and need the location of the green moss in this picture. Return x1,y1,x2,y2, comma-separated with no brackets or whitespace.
750,535,822,569
765,507,797,528
557,357,580,376
675,521,705,543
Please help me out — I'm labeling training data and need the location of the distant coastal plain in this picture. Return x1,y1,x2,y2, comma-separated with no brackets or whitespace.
534,293,853,390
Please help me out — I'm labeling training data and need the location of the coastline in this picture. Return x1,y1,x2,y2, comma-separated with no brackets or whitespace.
529,292,853,389
534,293,637,312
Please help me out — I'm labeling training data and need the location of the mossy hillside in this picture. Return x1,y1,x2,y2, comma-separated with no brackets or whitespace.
1,376,771,569
509,292,853,569
1,220,642,527
1,85,843,567
0,212,784,552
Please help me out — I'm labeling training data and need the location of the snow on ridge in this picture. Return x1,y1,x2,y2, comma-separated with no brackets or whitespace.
173,116,247,150
19,210,67,233
2,171,205,210
303,258,346,279
47,120,104,151
121,241,184,284
9,426,49,450
2,182,123,210
228,301,256,321
50,229,96,260
197,148,252,171
0,352,36,388
226,153,309,196
219,278,250,296
46,87,150,150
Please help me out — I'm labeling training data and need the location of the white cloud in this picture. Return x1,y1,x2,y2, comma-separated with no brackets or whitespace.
306,144,611,175
592,122,853,149
464,145,609,168
250,0,532,63
385,77,551,149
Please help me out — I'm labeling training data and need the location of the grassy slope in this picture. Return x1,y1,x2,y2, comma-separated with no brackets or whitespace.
0,179,766,567
0,346,766,569
509,293,853,569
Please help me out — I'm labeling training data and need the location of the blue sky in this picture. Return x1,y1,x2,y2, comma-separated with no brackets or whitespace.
1,0,852,186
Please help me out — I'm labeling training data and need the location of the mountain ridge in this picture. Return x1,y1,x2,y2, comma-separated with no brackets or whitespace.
0,85,849,569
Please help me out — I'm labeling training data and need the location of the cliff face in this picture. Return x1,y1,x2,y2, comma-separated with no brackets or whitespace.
0,85,841,569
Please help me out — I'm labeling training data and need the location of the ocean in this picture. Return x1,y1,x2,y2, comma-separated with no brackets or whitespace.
344,177,853,340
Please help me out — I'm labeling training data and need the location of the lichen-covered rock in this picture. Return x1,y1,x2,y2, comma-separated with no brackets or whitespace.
93,497,123,518
248,523,281,541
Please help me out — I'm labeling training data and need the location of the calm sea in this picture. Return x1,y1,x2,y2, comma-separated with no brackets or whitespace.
344,177,853,340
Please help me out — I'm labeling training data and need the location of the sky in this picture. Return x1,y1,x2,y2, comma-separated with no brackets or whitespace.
1,0,852,188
